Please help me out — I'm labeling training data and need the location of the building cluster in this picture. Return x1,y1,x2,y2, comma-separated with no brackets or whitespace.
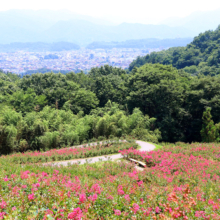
0,48,160,74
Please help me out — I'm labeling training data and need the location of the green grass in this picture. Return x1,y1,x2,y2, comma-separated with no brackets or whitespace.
153,143,163,150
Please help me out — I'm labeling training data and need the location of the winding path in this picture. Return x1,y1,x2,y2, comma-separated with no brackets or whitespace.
48,140,155,167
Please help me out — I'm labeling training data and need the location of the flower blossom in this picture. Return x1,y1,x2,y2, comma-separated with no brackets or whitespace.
28,193,35,201
132,203,139,214
88,194,98,202
68,207,83,220
114,209,121,216
79,193,86,203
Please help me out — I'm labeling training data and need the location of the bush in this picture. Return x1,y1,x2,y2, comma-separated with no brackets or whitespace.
19,139,29,152
40,131,60,149
98,136,105,141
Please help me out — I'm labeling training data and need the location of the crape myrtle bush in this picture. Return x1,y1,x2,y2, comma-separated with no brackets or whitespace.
161,142,220,161
0,102,160,155
119,143,220,219
0,143,220,219
2,141,138,164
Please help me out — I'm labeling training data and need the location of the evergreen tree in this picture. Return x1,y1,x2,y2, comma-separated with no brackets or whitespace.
200,108,217,142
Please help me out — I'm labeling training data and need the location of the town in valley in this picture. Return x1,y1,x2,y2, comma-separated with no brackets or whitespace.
0,48,161,74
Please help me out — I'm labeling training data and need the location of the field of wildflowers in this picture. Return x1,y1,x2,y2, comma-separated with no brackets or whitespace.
1,141,137,164
0,142,220,219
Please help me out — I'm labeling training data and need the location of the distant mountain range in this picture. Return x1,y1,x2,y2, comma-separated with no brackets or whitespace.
86,38,193,50
43,21,193,46
0,42,80,52
0,9,219,47
0,38,193,52
0,9,194,46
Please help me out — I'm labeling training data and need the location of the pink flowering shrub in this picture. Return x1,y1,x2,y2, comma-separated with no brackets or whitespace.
28,193,35,201
1,142,137,164
68,207,83,220
0,143,219,219
114,209,121,215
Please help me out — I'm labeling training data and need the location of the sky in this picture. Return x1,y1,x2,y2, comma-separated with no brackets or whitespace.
1,0,220,24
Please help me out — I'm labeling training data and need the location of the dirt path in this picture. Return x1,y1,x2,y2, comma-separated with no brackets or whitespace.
47,140,155,167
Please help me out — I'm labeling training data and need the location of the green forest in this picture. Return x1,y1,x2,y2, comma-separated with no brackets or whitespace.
1,26,220,155
129,25,220,76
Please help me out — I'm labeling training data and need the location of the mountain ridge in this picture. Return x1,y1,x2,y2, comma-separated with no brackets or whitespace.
0,9,194,45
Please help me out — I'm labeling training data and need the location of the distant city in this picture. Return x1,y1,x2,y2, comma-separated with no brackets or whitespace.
0,7,220,75
0,48,161,74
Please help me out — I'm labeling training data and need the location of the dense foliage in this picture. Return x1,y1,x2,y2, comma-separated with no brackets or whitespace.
2,59,220,153
129,25,220,75
0,97,159,154
0,142,219,219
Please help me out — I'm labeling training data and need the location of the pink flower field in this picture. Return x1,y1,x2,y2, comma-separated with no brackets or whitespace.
1,141,137,164
0,143,220,219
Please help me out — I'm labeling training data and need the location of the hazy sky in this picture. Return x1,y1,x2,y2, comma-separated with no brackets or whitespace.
1,0,220,24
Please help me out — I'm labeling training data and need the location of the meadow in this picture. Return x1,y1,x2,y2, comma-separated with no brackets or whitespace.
0,142,220,219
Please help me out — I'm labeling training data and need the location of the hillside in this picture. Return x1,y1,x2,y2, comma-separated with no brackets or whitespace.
86,38,192,49
0,68,220,219
1,62,220,148
1,141,220,219
129,25,220,75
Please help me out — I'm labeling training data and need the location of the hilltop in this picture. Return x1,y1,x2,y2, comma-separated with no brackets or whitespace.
129,25,220,75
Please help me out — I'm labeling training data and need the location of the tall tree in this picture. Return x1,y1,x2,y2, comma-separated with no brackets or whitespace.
127,63,190,142
200,108,217,142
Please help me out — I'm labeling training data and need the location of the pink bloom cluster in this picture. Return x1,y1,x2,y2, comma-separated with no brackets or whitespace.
0,143,219,219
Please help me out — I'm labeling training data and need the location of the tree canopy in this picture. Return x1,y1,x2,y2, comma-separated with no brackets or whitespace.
1,56,220,154
129,25,220,76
